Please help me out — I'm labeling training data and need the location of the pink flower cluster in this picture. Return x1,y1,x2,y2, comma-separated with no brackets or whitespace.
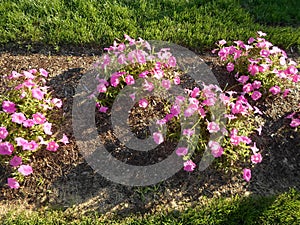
213,31,300,182
0,69,69,189
214,31,299,99
95,35,266,182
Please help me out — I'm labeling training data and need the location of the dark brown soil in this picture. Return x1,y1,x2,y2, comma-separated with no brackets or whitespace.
0,47,299,217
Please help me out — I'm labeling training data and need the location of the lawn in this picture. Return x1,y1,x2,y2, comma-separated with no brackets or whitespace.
0,0,299,224
0,0,299,52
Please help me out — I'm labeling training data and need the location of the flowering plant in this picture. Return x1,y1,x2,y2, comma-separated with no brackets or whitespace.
0,69,69,189
213,31,299,101
91,35,264,182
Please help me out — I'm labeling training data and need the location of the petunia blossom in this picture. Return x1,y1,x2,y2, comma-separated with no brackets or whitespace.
0,142,14,155
251,153,263,164
11,112,26,124
10,156,22,167
32,112,46,125
2,100,16,113
125,75,135,85
161,79,171,90
43,122,53,135
176,147,188,156
0,127,8,140
243,168,251,182
207,121,220,133
32,88,45,100
7,178,20,189
139,99,148,108
153,132,164,144
208,141,224,158
46,141,59,152
18,165,33,176
59,134,69,145
269,86,281,95
183,160,196,172
251,91,262,101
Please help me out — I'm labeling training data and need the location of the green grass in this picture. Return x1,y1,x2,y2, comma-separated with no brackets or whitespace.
2,189,300,224
0,0,299,52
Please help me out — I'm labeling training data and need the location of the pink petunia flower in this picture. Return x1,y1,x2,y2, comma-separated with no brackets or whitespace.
23,140,39,151
252,80,261,89
243,168,251,182
260,49,270,57
10,156,22,167
51,98,63,108
190,87,200,98
283,89,290,98
156,118,167,126
0,142,14,155
153,132,164,144
290,118,300,127
183,160,196,172
269,86,281,95
153,69,164,80
139,99,148,108
99,106,108,113
129,93,136,101
139,70,149,78
8,71,22,79
110,75,120,87
173,76,180,85
7,178,20,189
2,100,16,113
32,88,45,100
23,119,35,128
29,69,37,74
161,79,171,90
23,71,35,79
168,56,177,67
32,112,46,124
143,80,154,92
197,107,205,119
176,147,188,156
237,75,249,84
43,122,53,135
39,68,49,77
243,83,253,93
230,135,241,146
125,75,135,85
248,64,259,76
251,91,262,101
207,121,220,133
11,112,26,124
251,153,263,164
218,39,227,45
226,62,235,72
170,104,181,117
18,165,33,176
184,104,198,117
46,141,59,152
208,141,224,158
183,129,195,137
15,137,28,147
0,127,8,140
59,134,69,145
